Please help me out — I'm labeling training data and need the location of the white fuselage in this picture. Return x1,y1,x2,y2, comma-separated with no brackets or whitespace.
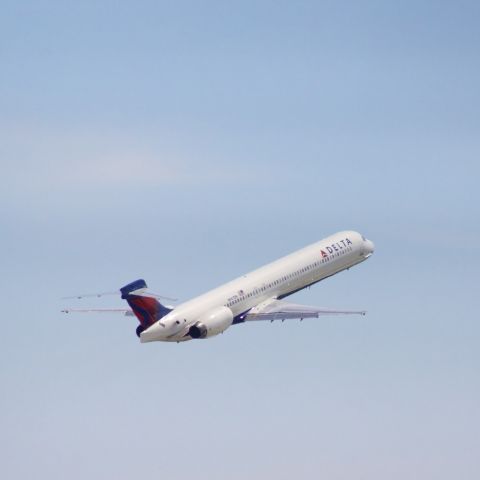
140,231,374,342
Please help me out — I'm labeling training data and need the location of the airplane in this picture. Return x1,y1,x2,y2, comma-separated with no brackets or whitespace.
62,231,374,343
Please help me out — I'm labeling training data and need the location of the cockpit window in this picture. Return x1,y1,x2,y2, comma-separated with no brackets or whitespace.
361,235,366,241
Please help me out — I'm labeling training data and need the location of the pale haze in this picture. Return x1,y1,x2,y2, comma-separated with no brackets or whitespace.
1,1,479,479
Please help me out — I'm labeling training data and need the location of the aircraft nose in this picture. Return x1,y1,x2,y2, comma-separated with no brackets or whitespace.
364,239,375,255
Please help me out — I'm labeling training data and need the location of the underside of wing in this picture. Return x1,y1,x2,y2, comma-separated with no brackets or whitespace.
244,299,366,322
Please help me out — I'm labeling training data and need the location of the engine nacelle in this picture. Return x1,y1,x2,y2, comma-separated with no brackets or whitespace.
188,306,234,339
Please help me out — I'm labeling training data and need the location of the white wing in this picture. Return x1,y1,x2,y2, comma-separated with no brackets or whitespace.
244,299,366,321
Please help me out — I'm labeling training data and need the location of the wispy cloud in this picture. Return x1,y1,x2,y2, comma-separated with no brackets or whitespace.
1,122,242,196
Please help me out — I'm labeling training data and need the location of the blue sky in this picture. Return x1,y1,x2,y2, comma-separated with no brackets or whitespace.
1,1,479,479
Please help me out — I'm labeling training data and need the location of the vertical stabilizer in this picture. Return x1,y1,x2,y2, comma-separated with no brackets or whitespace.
120,279,172,336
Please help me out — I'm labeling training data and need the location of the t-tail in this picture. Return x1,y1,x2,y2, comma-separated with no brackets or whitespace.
120,279,172,337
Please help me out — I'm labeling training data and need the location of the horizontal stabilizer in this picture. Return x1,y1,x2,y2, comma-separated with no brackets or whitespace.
61,291,120,300
62,280,177,302
128,288,177,302
62,308,134,316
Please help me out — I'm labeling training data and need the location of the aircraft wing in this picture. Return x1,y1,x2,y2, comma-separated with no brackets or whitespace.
62,308,135,316
244,299,366,321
